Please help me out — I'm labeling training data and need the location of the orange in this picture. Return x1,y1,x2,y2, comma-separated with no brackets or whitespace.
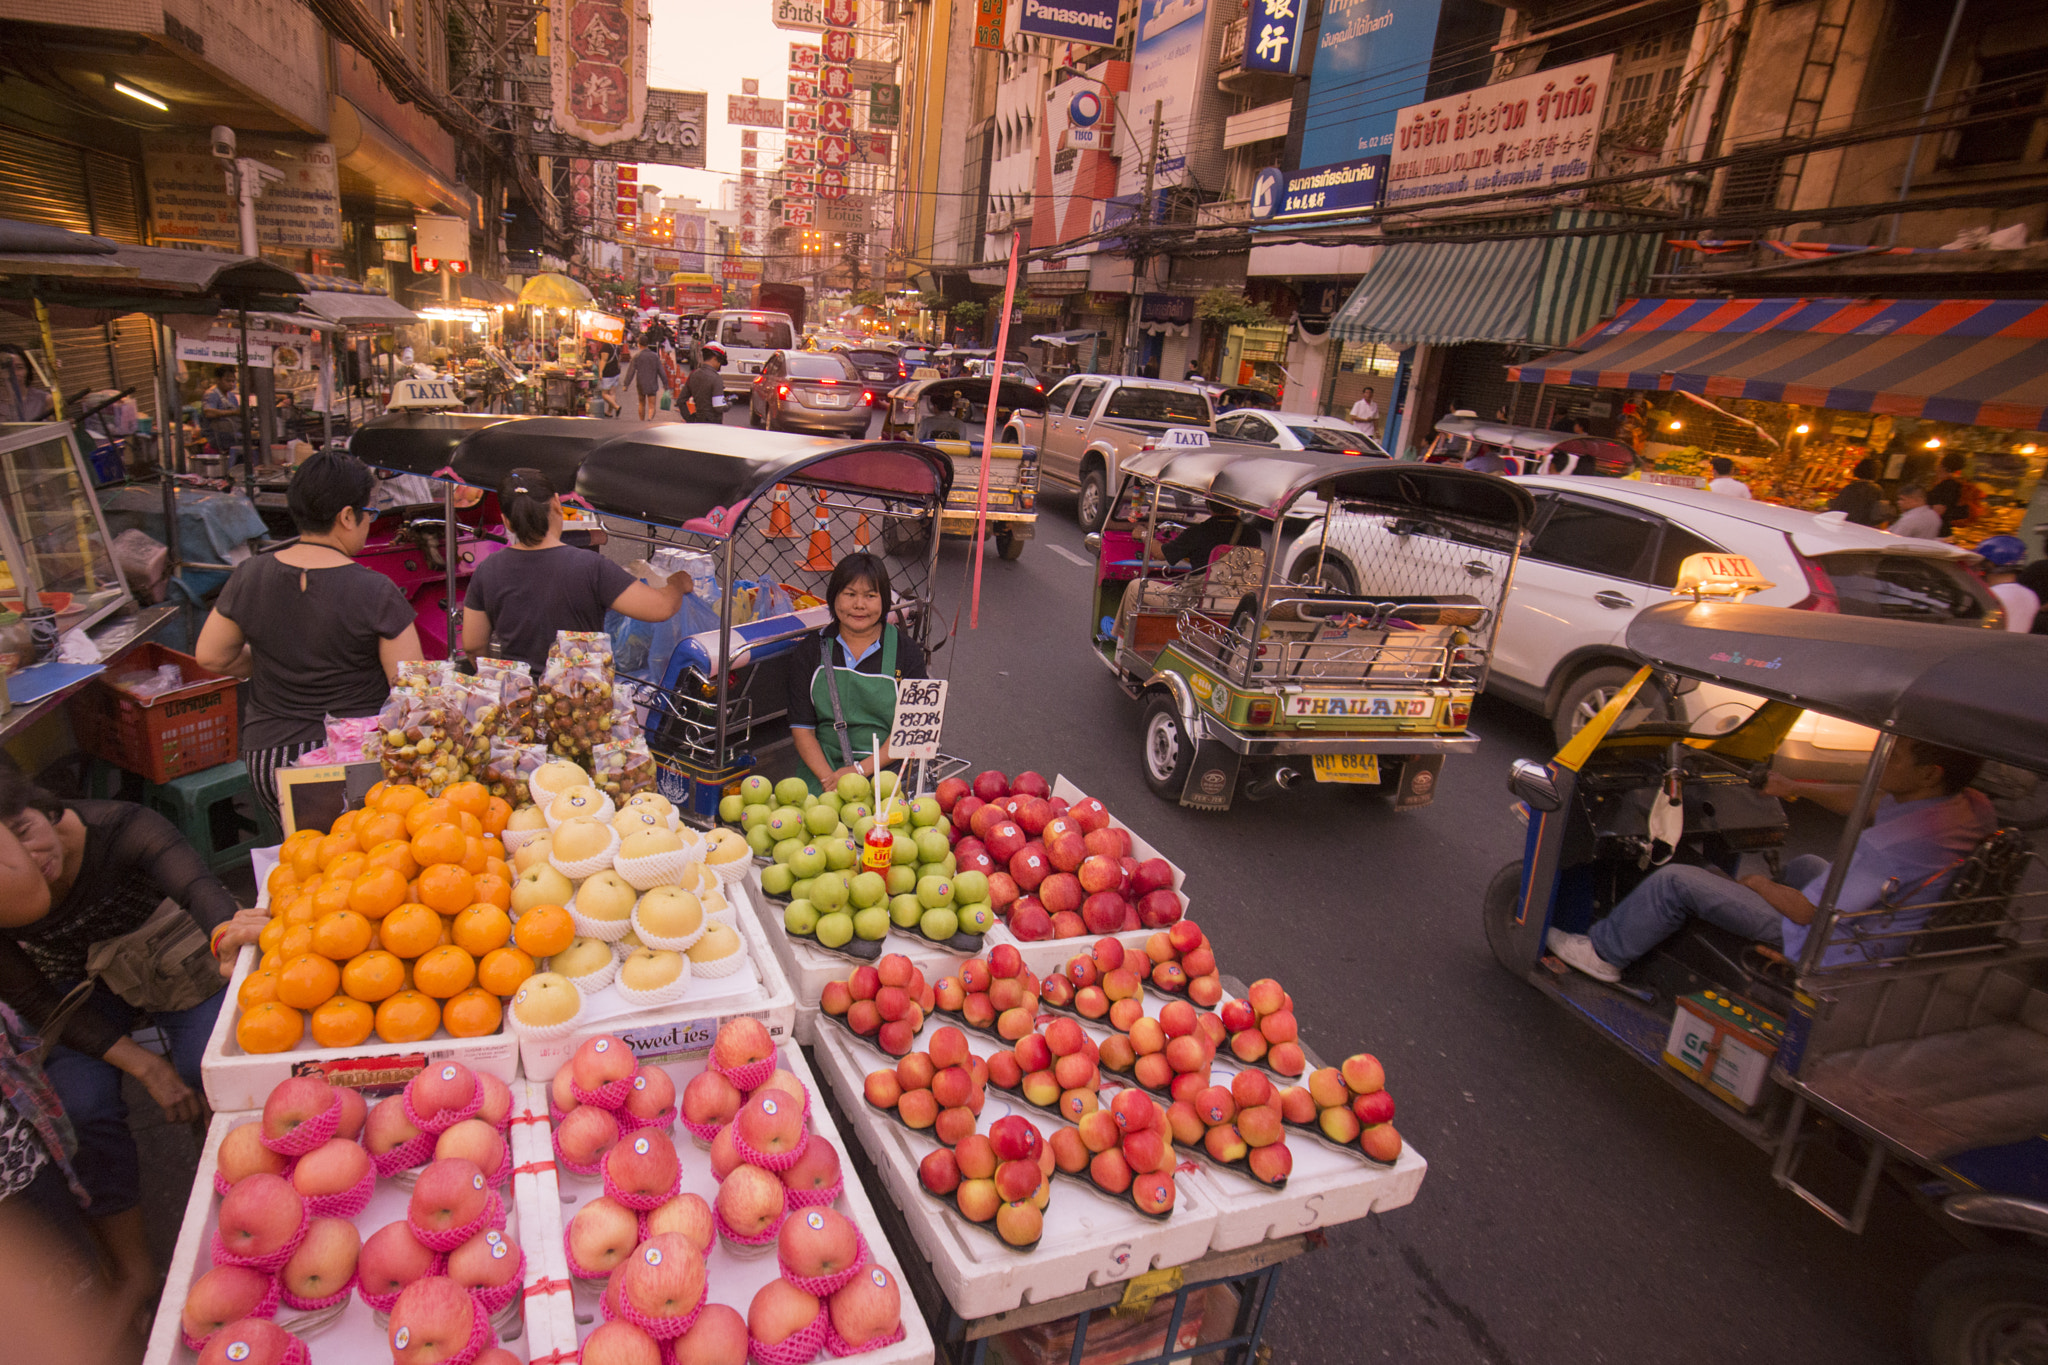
459,837,489,876
276,953,341,1010
279,926,315,960
331,810,363,841
348,866,408,919
452,904,511,957
341,950,405,1002
363,839,419,882
416,863,476,914
259,950,283,973
442,987,502,1037
477,946,535,996
512,904,575,958
356,810,407,849
237,968,281,1010
311,909,373,961
281,892,320,927
483,857,512,885
437,915,455,947
468,873,513,912
316,833,361,870
323,851,368,886
363,780,389,807
482,797,512,836
311,879,354,918
375,782,429,817
380,903,442,959
479,835,506,863
443,781,489,818
455,811,484,839
236,1001,303,1054
414,945,476,999
257,917,287,956
310,996,374,1048
411,823,468,870
283,828,323,859
375,990,440,1043
265,864,299,904
288,838,325,881
404,798,457,837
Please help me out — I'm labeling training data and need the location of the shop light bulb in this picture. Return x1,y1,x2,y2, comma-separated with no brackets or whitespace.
1667,420,1682,431
113,80,169,111
1794,423,1810,434
2025,444,2039,454
1925,438,1942,449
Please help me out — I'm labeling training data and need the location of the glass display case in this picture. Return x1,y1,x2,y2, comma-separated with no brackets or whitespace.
0,421,135,634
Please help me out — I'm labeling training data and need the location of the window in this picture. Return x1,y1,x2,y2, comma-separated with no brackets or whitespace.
761,354,783,377
1950,49,2048,166
1814,553,1995,622
1214,415,1244,438
1101,385,1210,423
1525,497,1658,580
1291,424,1381,455
721,316,793,349
1650,525,1723,589
788,353,857,379
1237,417,1276,443
1720,141,1790,213
1043,377,1082,413
1070,380,1106,417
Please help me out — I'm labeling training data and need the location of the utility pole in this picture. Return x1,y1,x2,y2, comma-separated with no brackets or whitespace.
1123,100,1163,376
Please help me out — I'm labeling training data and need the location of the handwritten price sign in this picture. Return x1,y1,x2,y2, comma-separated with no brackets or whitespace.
889,678,948,760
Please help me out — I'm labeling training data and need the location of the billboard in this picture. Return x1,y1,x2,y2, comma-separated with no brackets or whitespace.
1121,0,1210,201
1383,56,1613,209
1247,156,1383,222
549,0,650,146
1032,63,1128,262
1016,0,1117,44
674,212,708,272
144,134,341,249
523,86,706,166
728,94,785,127
1299,0,1443,173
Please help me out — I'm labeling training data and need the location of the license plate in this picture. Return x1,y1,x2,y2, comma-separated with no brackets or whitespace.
1284,693,1433,719
810,391,851,408
1312,754,1380,783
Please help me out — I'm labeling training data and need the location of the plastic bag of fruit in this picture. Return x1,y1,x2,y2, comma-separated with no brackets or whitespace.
321,713,378,764
393,659,456,693
590,736,657,802
473,657,541,743
540,631,614,762
483,739,547,805
371,684,471,793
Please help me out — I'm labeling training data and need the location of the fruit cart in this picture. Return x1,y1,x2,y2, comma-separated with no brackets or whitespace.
1087,442,1534,811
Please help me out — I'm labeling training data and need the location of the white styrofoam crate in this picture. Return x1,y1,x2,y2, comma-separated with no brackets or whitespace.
144,1107,550,1365
808,1023,1219,1321
517,881,797,1080
981,775,1191,977
519,1044,936,1365
199,944,522,1112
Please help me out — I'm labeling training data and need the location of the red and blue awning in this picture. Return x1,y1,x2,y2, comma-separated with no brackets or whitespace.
1507,297,2048,432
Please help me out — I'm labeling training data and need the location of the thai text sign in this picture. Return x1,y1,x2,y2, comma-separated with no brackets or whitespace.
1384,55,1612,208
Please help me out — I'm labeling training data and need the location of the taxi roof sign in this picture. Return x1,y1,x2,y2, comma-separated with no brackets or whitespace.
385,376,465,411
1161,427,1210,448
1672,552,1775,601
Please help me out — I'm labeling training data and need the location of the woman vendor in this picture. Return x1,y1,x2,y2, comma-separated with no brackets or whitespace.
461,468,692,673
787,553,929,793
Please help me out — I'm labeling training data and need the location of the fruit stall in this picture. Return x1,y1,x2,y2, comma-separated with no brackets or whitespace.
155,626,1425,1365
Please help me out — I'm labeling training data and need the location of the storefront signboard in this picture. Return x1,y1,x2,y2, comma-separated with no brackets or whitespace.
1384,55,1612,209
1298,0,1443,174
143,135,341,249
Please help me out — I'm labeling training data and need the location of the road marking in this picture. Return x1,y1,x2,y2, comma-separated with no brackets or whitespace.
1048,544,1090,568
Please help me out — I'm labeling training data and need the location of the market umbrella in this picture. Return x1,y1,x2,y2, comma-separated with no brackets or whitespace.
517,272,594,308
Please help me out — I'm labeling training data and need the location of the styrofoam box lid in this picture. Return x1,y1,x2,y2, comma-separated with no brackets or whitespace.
522,1044,936,1365
808,1023,1219,1321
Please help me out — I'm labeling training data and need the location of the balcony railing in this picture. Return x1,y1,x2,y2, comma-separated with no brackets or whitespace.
1196,198,1250,227
1220,17,1246,68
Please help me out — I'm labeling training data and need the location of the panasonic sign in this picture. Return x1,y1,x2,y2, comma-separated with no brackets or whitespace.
1017,0,1118,43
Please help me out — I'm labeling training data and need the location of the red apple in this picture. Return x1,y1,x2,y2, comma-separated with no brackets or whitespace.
896,1089,938,1129
183,1264,277,1344
986,1050,1022,1089
920,1147,961,1194
955,1178,1000,1222
1229,1030,1270,1064
779,1206,861,1280
988,1114,1043,1164
1088,1149,1132,1193
748,1278,822,1347
1267,1041,1306,1076
711,1017,774,1074
972,770,1010,803
1078,854,1122,895
1247,1142,1294,1184
1128,858,1174,897
1342,1054,1386,1095
1046,831,1088,873
359,1220,438,1298
674,1304,749,1365
216,1172,303,1262
217,1122,291,1186
984,821,1026,864
1083,826,1132,861
292,1137,371,1200
1082,892,1128,936
646,1193,716,1257
1231,1070,1275,1109
281,1216,359,1304
1131,1170,1176,1214
1051,911,1086,937
1152,962,1189,993
388,1275,476,1365
1009,899,1053,940
1280,1086,1319,1125
556,1104,622,1166
1014,795,1052,834
196,1320,304,1365
1360,1122,1404,1162
715,1163,786,1238
1138,889,1184,928
1353,1090,1396,1125
260,1076,336,1145
604,1130,681,1204
954,1134,997,1180
1070,797,1110,833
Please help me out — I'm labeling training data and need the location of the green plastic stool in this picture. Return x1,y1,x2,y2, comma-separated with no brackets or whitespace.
144,761,278,873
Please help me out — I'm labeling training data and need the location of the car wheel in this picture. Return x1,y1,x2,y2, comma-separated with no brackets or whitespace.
1140,693,1193,799
1913,1252,2048,1365
1077,466,1109,532
1291,552,1356,596
1552,665,1672,751
749,402,764,428
996,527,1025,561
1481,861,1529,975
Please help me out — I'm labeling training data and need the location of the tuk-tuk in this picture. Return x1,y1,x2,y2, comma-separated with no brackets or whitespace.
1421,414,1637,477
1488,592,2048,1361
1085,438,1534,811
880,374,1045,560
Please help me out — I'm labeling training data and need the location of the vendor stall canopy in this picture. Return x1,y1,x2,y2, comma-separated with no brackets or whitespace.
1511,297,2048,433
1627,599,2048,772
0,216,304,318
517,272,595,308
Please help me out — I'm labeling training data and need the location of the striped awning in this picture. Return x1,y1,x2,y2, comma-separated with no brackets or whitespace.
1508,297,2048,432
1329,209,1660,349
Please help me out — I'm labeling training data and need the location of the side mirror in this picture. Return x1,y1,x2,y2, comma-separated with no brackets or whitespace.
1507,758,1564,812
1083,533,1102,554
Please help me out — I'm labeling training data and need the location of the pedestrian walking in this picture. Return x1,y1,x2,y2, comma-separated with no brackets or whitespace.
685,343,727,423
1927,451,1980,537
1827,458,1889,526
1707,457,1752,498
627,339,665,421
1891,485,1943,539
1347,387,1380,441
1977,536,2039,633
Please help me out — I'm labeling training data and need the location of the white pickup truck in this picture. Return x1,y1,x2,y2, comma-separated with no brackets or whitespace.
1003,376,1214,529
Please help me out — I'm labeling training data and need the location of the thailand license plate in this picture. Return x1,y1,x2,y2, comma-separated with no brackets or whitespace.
1312,754,1380,784
811,391,851,407
1283,693,1434,720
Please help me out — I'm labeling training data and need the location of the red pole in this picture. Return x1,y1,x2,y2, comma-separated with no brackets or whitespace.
971,231,1024,629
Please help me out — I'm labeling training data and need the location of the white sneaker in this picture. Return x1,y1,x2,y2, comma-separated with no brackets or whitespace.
1546,929,1622,983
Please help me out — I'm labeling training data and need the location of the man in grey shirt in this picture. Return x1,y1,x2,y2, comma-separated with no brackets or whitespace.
627,340,666,420
685,344,726,424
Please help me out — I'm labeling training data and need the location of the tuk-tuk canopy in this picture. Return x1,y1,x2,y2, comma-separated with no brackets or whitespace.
1125,446,1535,531
1627,600,2048,772
1431,415,1636,477
353,413,621,492
890,375,1046,410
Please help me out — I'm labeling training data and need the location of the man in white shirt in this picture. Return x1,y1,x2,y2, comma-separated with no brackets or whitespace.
1891,485,1943,539
1707,457,1751,498
1347,388,1380,440
1977,535,2040,632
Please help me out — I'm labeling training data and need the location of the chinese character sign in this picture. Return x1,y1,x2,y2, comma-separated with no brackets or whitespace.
1243,0,1303,74
549,0,650,146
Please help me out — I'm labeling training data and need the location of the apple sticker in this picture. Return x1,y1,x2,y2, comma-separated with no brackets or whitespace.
594,1039,609,1052
395,1328,411,1349
492,1241,507,1258
634,1137,650,1154
645,1246,663,1265
226,1345,251,1362
472,1172,485,1190
806,1210,824,1230
762,1098,778,1115
872,1268,888,1287
441,1065,457,1080
634,1076,647,1090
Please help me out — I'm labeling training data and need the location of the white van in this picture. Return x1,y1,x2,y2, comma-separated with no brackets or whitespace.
700,310,796,395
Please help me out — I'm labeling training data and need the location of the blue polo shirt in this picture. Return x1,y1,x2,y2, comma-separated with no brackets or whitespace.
1782,788,1996,968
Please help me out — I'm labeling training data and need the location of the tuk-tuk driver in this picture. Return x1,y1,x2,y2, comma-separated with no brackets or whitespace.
1154,500,1255,570
1547,738,1995,982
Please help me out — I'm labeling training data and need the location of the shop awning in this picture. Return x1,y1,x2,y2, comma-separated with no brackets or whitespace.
1329,209,1660,349
1508,297,2048,432
298,291,421,326
1032,330,1103,345
460,276,519,306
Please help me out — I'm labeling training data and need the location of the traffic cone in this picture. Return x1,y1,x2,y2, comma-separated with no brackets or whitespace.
853,511,871,549
801,496,837,572
766,483,796,537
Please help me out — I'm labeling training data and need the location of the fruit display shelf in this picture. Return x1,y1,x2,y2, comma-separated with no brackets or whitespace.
516,881,796,1080
750,872,971,1044
142,1104,549,1365
809,1023,1219,1320
516,1045,937,1365
980,776,1190,976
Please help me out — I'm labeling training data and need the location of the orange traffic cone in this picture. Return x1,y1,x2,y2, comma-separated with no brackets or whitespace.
801,496,837,572
766,483,796,538
853,511,871,549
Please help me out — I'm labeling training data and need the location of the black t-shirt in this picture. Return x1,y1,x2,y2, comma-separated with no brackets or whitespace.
1,801,238,1058
1827,479,1886,526
464,544,637,673
217,554,416,750
1927,476,1968,534
1163,516,1254,568
785,625,930,731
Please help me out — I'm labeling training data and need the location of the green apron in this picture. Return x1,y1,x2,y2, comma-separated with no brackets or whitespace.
806,626,900,793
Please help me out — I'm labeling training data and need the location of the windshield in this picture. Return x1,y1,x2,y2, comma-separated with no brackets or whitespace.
721,316,794,349
788,353,858,380
847,350,898,368
1102,386,1211,424
899,348,934,365
1291,424,1383,455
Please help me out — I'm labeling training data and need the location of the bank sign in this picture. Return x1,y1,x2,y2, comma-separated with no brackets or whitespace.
1248,155,1385,221
1016,0,1118,44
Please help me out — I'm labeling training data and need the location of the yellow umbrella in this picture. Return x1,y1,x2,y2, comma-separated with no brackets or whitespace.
517,272,594,307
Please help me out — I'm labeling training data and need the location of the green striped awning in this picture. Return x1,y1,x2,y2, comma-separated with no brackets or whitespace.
1330,209,1660,350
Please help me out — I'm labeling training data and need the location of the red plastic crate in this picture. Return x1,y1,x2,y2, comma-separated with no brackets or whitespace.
74,642,240,783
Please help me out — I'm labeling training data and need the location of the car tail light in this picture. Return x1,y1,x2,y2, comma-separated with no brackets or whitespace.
1247,699,1276,725
862,390,874,405
1447,698,1471,728
777,383,790,399
1792,551,1839,612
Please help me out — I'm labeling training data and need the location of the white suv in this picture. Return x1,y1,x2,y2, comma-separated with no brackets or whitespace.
1279,475,2001,751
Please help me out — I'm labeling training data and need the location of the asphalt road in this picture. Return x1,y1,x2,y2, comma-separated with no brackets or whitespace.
926,490,1958,1365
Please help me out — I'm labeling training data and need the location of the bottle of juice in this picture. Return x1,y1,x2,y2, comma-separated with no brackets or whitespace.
861,821,894,875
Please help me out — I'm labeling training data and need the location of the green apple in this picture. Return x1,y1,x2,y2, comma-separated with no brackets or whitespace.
889,893,925,929
957,901,995,935
804,804,838,837
953,870,989,903
814,791,844,814
916,874,954,909
767,808,806,842
886,864,917,896
772,838,805,866
760,864,796,897
842,803,872,824
889,831,917,867
815,911,855,948
919,906,959,942
718,794,745,823
783,899,819,935
791,878,815,903
790,844,828,879
740,774,774,804
852,816,877,841
849,870,888,909
741,803,772,830
938,853,958,878
913,828,950,865
853,906,891,941
873,770,901,804
826,836,858,870
836,771,872,804
831,823,851,842
810,872,849,911
909,797,941,828
775,777,811,807
745,826,775,854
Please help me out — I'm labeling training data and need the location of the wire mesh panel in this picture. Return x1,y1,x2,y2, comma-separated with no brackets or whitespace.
1292,499,1520,607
